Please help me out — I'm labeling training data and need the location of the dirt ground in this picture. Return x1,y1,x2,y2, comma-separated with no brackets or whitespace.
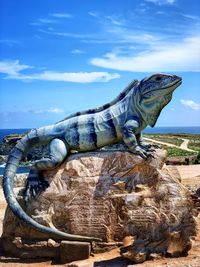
0,165,200,267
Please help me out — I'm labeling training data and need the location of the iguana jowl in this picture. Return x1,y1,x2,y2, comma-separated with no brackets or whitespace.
3,73,182,242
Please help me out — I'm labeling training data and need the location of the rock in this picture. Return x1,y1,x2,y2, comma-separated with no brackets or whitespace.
1,149,197,263
0,173,28,188
0,133,25,156
3,133,25,144
3,134,24,144
0,236,60,259
60,241,91,263
0,141,13,155
0,132,49,161
0,155,7,165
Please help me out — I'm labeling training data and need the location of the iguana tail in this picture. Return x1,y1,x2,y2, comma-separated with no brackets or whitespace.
3,128,101,242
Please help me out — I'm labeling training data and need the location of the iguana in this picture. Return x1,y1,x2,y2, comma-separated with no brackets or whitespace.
3,73,182,242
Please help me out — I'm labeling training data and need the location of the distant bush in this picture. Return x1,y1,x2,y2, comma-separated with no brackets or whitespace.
164,146,196,157
188,140,200,152
192,152,200,164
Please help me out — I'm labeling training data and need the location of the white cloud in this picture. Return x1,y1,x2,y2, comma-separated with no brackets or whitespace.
31,18,57,26
51,29,157,44
180,99,200,110
0,60,32,76
182,14,200,20
17,71,120,83
47,108,64,113
156,11,165,15
39,12,160,46
71,49,85,54
145,0,176,5
38,18,56,24
0,39,21,47
0,60,120,83
88,11,127,27
91,36,200,72
31,13,73,26
88,11,100,18
51,13,73,18
30,109,44,114
30,108,64,114
105,15,127,26
43,29,91,39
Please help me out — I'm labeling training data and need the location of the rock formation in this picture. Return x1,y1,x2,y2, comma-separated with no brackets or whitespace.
1,149,196,263
0,132,48,163
0,173,27,188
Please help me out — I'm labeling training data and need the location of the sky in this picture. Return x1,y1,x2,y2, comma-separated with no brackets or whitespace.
0,0,200,129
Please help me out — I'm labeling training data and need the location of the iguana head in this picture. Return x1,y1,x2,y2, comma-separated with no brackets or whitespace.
136,73,182,127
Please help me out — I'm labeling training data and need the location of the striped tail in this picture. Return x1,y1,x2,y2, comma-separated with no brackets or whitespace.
2,128,101,242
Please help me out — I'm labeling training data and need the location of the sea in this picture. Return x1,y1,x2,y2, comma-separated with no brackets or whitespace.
0,126,200,143
0,127,199,175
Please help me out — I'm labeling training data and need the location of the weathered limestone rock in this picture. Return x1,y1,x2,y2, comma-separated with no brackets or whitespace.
60,241,91,263
1,149,196,263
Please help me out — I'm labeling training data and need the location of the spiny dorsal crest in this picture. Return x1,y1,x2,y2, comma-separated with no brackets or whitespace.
59,79,138,122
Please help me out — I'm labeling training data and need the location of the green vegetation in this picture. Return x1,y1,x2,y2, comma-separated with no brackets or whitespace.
190,152,200,164
163,146,196,157
144,133,200,140
188,137,200,152
144,133,199,158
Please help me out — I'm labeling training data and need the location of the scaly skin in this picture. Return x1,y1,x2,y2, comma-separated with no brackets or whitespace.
3,73,182,242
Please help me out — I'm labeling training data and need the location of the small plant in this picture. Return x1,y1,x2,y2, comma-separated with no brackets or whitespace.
192,151,200,164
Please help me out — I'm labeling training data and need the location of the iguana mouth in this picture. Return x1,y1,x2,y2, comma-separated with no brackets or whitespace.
165,78,182,90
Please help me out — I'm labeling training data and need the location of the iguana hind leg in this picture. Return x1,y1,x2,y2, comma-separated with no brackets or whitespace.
24,138,68,202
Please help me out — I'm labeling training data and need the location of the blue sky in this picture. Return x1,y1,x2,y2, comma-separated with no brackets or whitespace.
0,0,200,129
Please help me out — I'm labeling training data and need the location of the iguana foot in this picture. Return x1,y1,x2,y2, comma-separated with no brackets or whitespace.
140,144,156,153
131,146,154,160
23,169,49,203
150,144,162,149
140,142,160,152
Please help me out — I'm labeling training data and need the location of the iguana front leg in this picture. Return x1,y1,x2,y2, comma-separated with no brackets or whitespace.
122,120,152,159
137,133,161,150
24,138,68,202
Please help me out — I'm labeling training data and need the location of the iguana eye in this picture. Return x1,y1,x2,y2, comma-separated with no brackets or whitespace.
155,76,161,81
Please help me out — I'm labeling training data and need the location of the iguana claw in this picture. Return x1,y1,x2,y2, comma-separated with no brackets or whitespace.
152,144,161,149
131,146,153,160
140,143,156,153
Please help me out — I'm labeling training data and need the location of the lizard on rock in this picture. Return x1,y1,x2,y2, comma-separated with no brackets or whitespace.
3,73,182,242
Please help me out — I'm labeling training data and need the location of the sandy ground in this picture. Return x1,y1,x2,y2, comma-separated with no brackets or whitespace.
179,139,191,150
0,165,200,267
